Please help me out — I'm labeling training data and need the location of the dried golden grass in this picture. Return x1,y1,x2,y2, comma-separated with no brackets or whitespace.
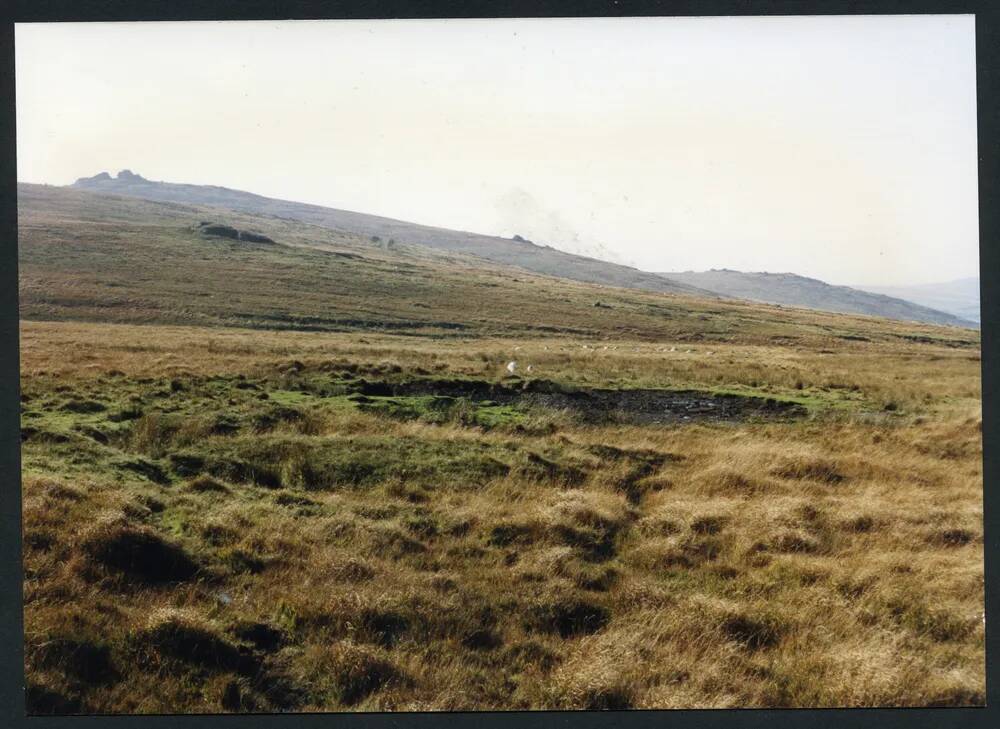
20,321,983,711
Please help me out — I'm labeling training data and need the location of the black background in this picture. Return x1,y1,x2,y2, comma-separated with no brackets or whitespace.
0,2,996,728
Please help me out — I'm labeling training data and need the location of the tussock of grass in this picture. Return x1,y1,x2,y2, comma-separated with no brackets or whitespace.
516,451,587,486
693,466,776,496
879,594,977,643
719,611,787,651
321,642,404,705
79,516,200,583
691,515,728,535
327,557,377,583
841,514,878,533
526,598,611,638
772,457,846,484
927,527,977,547
32,637,117,684
136,609,250,673
772,531,821,554
185,475,230,493
25,683,84,715
39,480,84,501
232,621,286,651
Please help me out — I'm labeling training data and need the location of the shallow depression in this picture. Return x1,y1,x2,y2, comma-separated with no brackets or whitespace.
355,377,808,425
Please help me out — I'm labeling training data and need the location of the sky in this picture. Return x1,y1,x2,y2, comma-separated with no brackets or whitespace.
15,16,979,287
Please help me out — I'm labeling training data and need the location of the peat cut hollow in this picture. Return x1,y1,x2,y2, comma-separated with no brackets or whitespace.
353,378,808,425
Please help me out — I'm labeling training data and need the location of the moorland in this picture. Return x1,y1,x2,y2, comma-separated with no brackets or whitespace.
19,182,983,712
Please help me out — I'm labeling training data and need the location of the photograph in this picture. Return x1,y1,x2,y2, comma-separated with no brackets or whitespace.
15,15,984,713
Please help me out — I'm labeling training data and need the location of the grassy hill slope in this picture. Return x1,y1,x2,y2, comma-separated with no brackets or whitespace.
69,171,711,299
658,269,974,328
19,183,978,351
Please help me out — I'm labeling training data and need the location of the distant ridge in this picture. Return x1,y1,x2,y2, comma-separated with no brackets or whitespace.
854,278,980,326
70,171,714,299
657,269,975,328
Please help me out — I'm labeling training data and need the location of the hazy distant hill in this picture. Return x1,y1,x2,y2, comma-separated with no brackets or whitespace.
658,269,975,328
70,170,711,299
854,278,980,326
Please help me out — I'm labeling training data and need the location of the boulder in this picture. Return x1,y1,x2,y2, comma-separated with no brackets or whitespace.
197,222,275,244
74,172,112,185
116,169,146,182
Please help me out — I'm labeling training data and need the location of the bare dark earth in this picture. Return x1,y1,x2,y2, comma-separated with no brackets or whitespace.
356,378,807,425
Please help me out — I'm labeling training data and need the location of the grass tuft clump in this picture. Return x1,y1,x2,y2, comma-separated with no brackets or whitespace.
772,457,846,484
137,609,251,673
690,515,728,535
80,517,200,583
719,610,787,650
324,642,404,705
185,475,230,493
31,636,118,684
927,528,977,548
526,598,610,638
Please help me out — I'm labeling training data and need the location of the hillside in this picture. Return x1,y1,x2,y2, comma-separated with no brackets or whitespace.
18,183,979,350
69,171,711,299
855,278,980,326
657,269,975,328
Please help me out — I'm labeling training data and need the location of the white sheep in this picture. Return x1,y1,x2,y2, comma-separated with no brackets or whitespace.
506,361,517,374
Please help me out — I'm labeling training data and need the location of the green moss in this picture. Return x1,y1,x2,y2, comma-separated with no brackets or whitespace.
353,394,528,430
265,389,316,407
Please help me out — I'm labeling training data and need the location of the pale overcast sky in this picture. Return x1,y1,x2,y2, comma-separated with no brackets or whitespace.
16,16,979,286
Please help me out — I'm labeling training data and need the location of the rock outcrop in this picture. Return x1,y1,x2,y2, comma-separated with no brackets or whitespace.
116,169,147,182
197,222,275,244
74,171,112,185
